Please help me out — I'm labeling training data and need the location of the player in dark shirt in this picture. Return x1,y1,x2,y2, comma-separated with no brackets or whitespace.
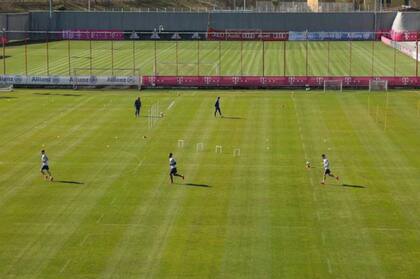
134,97,141,117
214,96,222,117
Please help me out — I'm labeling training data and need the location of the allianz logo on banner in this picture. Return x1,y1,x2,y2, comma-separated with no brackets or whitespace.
0,75,139,85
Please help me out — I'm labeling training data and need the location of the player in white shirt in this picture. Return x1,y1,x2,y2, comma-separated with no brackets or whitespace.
169,153,184,184
321,154,339,184
40,150,53,181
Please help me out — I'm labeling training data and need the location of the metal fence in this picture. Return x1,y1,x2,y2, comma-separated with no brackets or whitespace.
0,31,418,78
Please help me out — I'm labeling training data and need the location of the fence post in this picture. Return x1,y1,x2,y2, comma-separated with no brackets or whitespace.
46,31,49,75
154,40,157,76
393,40,396,77
416,32,419,77
305,31,308,76
218,40,221,75
240,40,243,76
371,38,375,77
89,35,92,75
132,40,136,76
197,39,200,76
67,38,71,76
262,40,265,76
349,38,352,76
283,39,286,76
24,34,28,76
327,40,330,76
111,40,114,76
176,40,179,77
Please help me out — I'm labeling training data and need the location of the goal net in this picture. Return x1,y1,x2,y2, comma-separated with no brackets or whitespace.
369,80,388,91
0,83,13,92
323,80,343,92
72,68,141,90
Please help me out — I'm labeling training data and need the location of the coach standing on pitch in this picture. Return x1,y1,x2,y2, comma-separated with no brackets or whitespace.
214,96,223,117
134,97,142,117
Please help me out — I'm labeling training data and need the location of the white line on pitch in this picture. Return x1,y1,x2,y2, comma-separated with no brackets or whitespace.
321,232,326,245
316,212,321,221
327,258,332,273
110,197,117,205
80,234,90,246
96,214,104,224
167,100,175,110
60,259,71,273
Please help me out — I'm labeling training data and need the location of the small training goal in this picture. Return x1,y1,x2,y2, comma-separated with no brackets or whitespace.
323,80,343,92
369,80,388,91
0,83,13,92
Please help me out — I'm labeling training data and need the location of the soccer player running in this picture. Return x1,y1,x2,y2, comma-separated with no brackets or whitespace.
214,96,222,117
134,97,142,117
169,153,184,184
40,150,53,181
321,154,339,184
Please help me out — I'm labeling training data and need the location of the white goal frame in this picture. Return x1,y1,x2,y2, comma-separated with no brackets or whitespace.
0,84,13,92
369,80,388,92
323,80,343,92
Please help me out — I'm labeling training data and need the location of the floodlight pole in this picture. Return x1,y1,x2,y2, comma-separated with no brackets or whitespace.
24,35,28,75
49,0,52,18
416,33,419,77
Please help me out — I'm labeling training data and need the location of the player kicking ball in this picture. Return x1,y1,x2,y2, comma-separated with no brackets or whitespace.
169,153,184,184
40,150,53,181
321,154,339,184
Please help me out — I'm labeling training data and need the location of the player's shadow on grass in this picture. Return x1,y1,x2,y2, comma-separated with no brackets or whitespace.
340,183,366,189
33,93,82,97
0,96,16,99
0,55,11,59
222,116,245,120
55,180,84,185
183,183,211,188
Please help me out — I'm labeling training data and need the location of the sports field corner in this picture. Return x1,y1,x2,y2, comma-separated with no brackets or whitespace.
0,88,419,278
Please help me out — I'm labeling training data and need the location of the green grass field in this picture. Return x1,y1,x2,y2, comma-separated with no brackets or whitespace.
1,40,419,77
0,89,419,278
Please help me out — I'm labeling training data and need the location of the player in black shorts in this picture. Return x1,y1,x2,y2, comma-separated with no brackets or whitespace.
169,153,184,183
321,154,339,184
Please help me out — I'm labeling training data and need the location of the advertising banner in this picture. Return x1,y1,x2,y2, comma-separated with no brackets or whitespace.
61,30,124,40
289,32,375,41
207,28,288,41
